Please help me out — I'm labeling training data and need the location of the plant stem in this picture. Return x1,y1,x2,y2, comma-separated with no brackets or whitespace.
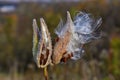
44,67,48,80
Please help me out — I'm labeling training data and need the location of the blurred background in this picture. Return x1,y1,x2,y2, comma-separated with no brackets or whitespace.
0,0,120,80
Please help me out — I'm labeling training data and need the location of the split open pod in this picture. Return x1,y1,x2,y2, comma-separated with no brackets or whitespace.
32,11,102,68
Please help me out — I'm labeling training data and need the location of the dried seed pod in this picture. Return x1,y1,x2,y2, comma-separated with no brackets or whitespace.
32,11,102,66
52,11,102,64
52,11,76,64
32,18,52,68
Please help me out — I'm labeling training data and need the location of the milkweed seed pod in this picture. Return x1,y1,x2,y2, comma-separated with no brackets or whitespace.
52,12,74,64
32,11,102,67
32,18,52,68
52,11,102,64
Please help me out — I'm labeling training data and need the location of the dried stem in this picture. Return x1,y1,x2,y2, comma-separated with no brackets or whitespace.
44,67,48,80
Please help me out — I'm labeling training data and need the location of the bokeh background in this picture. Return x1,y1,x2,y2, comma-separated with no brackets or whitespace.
0,0,120,80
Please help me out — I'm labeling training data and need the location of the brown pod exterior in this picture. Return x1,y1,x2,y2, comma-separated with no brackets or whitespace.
52,31,71,64
52,11,73,64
